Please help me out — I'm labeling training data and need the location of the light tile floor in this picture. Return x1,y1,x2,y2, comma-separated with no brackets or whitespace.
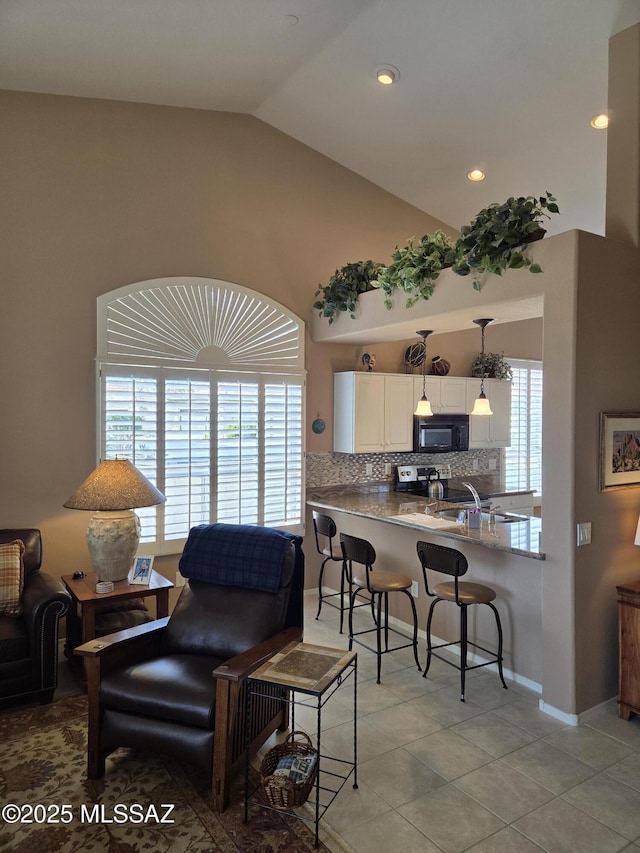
47,592,640,853
296,593,640,853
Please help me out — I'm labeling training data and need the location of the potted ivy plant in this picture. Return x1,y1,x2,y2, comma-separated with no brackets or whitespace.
471,352,513,380
373,230,457,308
313,260,383,324
453,192,560,289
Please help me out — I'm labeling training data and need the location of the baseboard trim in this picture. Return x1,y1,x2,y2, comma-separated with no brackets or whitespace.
537,700,579,726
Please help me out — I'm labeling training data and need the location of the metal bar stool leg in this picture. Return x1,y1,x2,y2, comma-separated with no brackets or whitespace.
376,592,383,684
460,604,468,701
423,598,439,678
315,556,329,620
338,559,346,634
405,590,422,672
488,601,508,690
348,588,356,651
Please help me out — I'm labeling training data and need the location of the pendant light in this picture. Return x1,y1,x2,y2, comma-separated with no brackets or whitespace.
470,319,494,416
414,330,434,416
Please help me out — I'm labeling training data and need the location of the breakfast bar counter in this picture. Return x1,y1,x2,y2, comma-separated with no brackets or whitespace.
306,484,544,560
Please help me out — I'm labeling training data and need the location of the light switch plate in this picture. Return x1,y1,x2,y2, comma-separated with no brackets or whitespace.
411,580,419,598
577,522,592,546
365,463,373,476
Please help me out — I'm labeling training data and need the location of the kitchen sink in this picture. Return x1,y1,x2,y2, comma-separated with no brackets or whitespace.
435,508,527,524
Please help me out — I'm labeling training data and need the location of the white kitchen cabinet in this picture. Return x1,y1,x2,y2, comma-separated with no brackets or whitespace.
488,493,534,515
413,375,467,414
334,372,414,453
466,378,512,447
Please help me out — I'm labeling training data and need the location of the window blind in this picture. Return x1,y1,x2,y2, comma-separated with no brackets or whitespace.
505,359,543,496
100,367,304,553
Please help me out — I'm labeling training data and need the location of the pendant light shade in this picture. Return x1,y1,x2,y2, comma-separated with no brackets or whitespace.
415,397,434,417
414,330,434,416
471,319,494,416
470,390,493,416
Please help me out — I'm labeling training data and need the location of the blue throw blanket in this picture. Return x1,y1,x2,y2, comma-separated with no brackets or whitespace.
179,523,299,593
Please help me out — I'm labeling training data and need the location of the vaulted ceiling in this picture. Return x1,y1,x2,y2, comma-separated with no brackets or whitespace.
2,0,640,238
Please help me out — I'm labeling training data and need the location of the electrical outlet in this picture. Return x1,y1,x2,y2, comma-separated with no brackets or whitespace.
175,571,186,588
384,462,391,475
365,463,373,476
411,580,419,598
472,458,479,471
489,458,497,470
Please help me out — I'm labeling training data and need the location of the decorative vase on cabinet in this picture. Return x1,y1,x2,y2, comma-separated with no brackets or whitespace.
431,356,450,376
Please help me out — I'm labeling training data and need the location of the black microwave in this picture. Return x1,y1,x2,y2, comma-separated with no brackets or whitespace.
413,414,470,453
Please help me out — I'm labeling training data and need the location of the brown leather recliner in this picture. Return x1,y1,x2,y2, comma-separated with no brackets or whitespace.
0,528,71,706
77,523,304,811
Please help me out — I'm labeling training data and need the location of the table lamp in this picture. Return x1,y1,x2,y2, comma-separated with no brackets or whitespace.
64,458,166,582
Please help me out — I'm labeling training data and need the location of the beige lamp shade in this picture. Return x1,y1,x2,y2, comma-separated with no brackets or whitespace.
64,458,166,511
64,459,165,582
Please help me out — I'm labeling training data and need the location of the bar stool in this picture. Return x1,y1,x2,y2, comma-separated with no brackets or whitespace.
312,511,350,632
416,540,507,702
341,532,421,684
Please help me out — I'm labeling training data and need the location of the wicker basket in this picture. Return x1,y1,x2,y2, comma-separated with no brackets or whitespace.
260,731,318,810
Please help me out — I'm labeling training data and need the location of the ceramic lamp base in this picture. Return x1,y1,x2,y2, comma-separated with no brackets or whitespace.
86,509,140,582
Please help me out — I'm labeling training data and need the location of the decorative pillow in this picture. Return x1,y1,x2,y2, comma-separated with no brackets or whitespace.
0,540,25,617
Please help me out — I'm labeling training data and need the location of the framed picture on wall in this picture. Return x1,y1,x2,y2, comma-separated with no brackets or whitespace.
600,412,640,491
129,555,154,585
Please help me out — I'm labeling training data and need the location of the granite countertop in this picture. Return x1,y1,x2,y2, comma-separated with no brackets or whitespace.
306,485,544,560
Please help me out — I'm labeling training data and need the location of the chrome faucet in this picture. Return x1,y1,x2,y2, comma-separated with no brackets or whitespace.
461,482,482,511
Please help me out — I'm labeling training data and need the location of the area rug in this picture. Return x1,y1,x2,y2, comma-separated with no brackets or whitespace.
0,695,340,852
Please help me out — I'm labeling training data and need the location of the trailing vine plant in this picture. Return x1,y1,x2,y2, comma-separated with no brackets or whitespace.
373,230,457,308
313,260,383,325
452,192,560,290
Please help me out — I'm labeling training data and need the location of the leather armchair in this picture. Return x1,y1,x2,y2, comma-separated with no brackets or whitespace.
0,528,71,705
77,524,304,811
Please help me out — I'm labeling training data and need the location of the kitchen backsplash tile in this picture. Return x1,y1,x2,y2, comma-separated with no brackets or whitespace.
306,449,502,488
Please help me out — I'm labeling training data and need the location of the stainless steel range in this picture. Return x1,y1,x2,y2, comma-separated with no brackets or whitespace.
394,464,491,504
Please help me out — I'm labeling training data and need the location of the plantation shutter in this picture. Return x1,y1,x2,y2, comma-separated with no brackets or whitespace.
97,278,305,554
505,359,543,497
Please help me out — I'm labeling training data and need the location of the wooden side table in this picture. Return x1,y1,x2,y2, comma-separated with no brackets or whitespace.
62,569,174,646
617,581,640,720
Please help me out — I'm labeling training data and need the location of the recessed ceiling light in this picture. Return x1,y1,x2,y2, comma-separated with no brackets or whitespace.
590,113,609,129
467,169,486,182
377,66,399,85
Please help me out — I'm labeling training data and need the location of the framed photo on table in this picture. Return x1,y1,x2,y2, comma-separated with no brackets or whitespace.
130,555,154,585
600,412,640,491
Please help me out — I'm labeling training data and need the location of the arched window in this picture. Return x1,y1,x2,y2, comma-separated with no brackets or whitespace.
97,277,305,554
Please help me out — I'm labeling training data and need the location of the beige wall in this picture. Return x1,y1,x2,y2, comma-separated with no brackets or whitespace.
606,24,640,246
0,89,451,584
573,233,640,710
